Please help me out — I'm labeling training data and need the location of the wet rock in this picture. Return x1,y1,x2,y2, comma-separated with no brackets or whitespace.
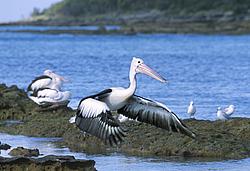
0,143,11,150
1,84,250,160
63,118,250,159
9,147,40,157
0,155,96,171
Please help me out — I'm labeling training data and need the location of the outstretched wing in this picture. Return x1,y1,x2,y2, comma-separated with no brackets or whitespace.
75,97,126,145
117,95,196,139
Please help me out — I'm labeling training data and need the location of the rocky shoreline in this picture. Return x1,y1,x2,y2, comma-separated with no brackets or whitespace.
0,155,96,171
0,83,250,160
1,18,250,35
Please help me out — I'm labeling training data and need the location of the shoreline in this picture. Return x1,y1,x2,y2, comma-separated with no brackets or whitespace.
1,20,250,35
1,83,250,160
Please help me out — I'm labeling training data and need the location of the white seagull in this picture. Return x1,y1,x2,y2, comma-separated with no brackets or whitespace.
117,114,135,123
224,105,235,116
187,100,196,118
27,70,67,95
217,107,230,121
74,57,196,145
29,88,71,108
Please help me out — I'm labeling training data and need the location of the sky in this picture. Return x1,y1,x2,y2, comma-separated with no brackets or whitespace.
0,0,62,22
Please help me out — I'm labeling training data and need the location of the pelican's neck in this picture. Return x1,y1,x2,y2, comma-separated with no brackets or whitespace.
127,69,137,97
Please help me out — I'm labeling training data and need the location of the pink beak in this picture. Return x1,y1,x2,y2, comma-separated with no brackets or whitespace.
137,63,167,83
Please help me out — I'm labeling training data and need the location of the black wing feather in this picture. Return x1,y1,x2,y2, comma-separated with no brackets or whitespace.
118,95,196,139
75,111,126,145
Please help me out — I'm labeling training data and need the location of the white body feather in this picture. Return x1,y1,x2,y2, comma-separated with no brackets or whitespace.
29,89,71,105
79,98,109,118
187,101,196,118
217,107,229,121
224,105,235,116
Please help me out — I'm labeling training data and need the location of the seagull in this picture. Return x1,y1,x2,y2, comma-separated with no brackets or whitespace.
117,114,133,123
28,88,71,108
187,100,196,118
69,116,76,124
217,107,230,121
27,70,67,96
224,105,235,116
74,57,196,145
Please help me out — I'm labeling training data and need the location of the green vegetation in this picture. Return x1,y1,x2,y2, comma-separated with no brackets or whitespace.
6,0,250,34
42,0,250,17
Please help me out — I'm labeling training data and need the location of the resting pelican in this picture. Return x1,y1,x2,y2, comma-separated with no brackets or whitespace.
187,100,196,118
27,70,67,95
29,88,71,107
75,57,196,145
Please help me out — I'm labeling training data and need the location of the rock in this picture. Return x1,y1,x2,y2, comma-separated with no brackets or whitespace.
0,143,11,150
1,84,250,159
0,155,96,171
63,118,250,159
9,147,40,157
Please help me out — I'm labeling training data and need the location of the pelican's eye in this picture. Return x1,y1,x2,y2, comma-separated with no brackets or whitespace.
138,61,141,64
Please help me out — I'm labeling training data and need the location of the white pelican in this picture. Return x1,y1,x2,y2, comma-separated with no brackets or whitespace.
187,100,196,118
27,70,67,95
29,88,71,107
224,105,235,116
217,107,230,121
75,57,196,145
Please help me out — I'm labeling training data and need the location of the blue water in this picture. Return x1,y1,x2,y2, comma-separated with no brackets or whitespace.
0,28,250,170
1,133,250,171
0,25,121,31
0,29,250,120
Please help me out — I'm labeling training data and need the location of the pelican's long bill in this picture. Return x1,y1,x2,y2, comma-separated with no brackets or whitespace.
137,63,167,83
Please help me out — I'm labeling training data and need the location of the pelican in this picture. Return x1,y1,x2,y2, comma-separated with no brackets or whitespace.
187,100,196,118
217,107,230,121
75,57,196,145
27,70,67,95
224,105,235,116
29,88,71,107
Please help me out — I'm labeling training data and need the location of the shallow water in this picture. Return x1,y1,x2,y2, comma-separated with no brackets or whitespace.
0,27,249,120
0,133,250,171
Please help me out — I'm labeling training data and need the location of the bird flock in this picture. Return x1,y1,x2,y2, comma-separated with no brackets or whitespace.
187,101,235,120
27,57,236,145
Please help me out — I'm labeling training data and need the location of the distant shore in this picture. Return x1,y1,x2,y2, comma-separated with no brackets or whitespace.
1,18,250,35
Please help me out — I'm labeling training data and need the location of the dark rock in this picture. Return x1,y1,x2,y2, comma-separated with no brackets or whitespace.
0,143,11,150
9,147,40,157
0,155,96,171
1,84,250,160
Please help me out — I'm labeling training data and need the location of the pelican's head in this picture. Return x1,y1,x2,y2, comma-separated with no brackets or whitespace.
44,69,53,76
44,69,68,82
190,101,194,105
229,105,235,109
130,57,166,83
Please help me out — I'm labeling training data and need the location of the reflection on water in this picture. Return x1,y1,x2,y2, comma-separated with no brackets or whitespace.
0,133,250,171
